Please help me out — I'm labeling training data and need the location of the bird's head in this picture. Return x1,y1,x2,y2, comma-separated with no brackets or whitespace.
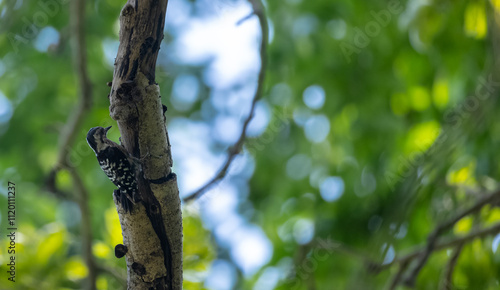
87,126,112,153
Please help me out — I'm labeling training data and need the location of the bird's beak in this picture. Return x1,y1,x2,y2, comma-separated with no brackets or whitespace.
104,126,112,134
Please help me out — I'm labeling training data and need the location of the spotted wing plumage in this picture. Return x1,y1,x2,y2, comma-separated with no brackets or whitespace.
97,146,137,212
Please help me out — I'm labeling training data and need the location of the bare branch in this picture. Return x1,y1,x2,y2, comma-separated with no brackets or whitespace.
314,239,379,269
54,0,92,169
96,264,127,287
439,242,464,290
67,166,97,290
403,190,500,287
375,221,500,273
183,0,268,202
285,197,500,288
387,260,409,290
44,169,73,201
45,0,96,288
310,193,500,288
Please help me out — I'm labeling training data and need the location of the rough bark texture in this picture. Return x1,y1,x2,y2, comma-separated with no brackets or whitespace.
108,0,182,289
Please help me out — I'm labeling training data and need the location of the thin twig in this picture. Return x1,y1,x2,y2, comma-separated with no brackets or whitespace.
388,260,409,290
403,190,500,287
236,12,255,26
296,244,317,290
314,238,379,269
67,166,97,290
440,242,464,290
96,264,127,287
183,0,268,202
302,221,500,289
311,194,500,283
375,221,500,273
44,169,73,200
54,0,92,169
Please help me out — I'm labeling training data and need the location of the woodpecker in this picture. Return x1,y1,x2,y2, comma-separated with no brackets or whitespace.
86,126,138,212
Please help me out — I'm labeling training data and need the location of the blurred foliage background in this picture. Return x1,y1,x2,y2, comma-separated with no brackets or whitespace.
1,0,500,289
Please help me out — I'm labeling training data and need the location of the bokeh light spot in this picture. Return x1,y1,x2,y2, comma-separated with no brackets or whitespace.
34,26,59,52
303,85,325,110
409,86,431,111
319,176,344,202
304,114,330,143
432,78,449,109
172,74,200,112
292,14,319,37
293,218,315,245
286,154,312,180
0,91,13,124
465,2,487,39
326,19,347,39
492,234,500,253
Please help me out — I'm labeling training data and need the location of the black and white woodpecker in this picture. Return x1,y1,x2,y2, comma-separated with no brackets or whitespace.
86,126,138,212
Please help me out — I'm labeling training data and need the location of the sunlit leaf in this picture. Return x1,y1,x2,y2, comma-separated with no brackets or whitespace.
432,77,449,109
36,224,66,264
65,257,88,281
464,2,487,39
92,241,111,259
105,205,123,246
404,121,441,154
409,86,431,112
454,216,473,234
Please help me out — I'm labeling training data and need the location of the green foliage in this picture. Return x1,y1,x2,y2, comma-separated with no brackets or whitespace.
1,0,500,289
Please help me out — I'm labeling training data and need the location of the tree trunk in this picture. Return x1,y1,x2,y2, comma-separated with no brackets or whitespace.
107,0,182,289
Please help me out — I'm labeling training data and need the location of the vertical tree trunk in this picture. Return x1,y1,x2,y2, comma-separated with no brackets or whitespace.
107,0,182,289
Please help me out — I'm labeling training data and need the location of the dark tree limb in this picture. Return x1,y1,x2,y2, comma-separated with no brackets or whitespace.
56,0,92,169
183,0,268,202
68,166,97,290
45,169,73,201
45,167,98,290
321,222,500,290
374,222,500,273
46,0,96,288
108,0,182,289
316,190,500,289
97,264,127,287
387,260,409,290
439,242,464,290
403,190,500,287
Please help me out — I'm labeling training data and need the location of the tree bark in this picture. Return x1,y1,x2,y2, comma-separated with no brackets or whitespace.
107,0,182,289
